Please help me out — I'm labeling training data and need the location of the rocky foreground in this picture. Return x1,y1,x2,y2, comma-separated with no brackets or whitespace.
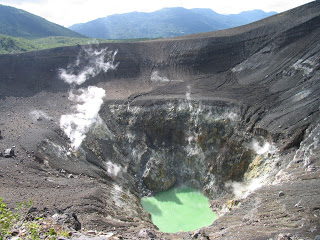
0,1,320,240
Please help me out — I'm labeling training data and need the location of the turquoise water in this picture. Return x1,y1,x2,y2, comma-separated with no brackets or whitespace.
141,187,217,233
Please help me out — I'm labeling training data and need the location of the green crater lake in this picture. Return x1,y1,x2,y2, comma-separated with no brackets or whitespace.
141,187,217,233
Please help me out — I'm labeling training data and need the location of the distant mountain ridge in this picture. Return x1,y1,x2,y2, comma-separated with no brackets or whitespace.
69,7,277,39
0,4,84,39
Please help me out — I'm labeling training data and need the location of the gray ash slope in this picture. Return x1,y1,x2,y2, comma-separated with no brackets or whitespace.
0,1,319,240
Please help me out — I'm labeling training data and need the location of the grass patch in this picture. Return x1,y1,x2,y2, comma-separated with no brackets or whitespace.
0,198,71,239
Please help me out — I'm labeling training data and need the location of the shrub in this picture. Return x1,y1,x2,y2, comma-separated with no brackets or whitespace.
0,198,70,239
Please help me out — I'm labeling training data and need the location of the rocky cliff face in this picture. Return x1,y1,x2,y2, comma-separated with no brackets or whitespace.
94,101,251,196
0,2,319,239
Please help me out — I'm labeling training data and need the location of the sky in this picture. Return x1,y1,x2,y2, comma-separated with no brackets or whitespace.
0,0,314,27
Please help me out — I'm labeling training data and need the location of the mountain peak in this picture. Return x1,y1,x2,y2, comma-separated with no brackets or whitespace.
69,7,276,39
0,4,84,39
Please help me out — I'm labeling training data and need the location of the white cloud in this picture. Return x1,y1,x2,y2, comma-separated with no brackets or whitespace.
0,0,42,3
0,0,314,27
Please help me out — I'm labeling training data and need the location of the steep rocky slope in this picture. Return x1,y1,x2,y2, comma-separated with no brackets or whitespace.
0,1,319,239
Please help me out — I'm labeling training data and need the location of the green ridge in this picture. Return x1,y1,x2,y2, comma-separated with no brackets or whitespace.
0,4,84,39
0,34,153,54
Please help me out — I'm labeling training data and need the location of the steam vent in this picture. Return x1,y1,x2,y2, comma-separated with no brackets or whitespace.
0,2,320,239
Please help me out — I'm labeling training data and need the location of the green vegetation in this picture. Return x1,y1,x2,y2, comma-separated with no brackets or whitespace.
0,34,34,54
70,8,276,39
0,4,83,39
0,3,156,54
0,198,69,239
29,36,112,50
0,34,156,54
0,4,103,54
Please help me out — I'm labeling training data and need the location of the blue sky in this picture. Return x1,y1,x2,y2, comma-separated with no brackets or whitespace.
0,0,314,27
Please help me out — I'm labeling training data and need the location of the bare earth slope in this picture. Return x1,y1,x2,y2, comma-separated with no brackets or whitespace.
0,2,319,240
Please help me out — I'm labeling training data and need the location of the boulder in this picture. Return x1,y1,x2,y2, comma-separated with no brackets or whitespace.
4,148,14,158
52,211,81,231
138,228,156,239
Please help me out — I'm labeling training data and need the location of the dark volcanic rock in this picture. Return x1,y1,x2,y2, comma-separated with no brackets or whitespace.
142,157,176,192
52,211,81,231
0,2,319,240
4,148,14,158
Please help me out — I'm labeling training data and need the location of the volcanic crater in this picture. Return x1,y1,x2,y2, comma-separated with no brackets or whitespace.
0,2,320,239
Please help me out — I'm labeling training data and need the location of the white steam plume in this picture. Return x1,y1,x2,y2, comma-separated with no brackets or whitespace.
59,47,118,85
251,139,271,155
186,85,191,101
59,45,118,150
225,176,267,199
151,71,170,83
60,87,105,150
106,161,121,177
226,139,279,199
29,110,52,121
